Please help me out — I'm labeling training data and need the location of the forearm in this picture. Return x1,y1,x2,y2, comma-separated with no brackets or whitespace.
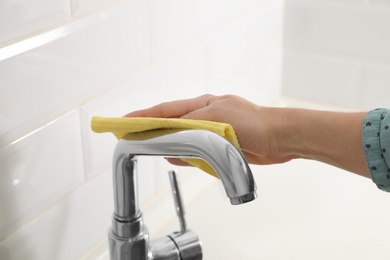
272,108,370,178
125,93,389,189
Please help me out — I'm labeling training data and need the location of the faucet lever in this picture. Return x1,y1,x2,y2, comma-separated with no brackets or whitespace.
168,170,187,233
150,170,202,260
166,169,203,260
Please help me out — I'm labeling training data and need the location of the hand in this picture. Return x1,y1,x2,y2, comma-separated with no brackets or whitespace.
125,94,294,165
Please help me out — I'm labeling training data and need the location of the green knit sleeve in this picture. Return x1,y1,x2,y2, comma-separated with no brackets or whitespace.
362,108,390,192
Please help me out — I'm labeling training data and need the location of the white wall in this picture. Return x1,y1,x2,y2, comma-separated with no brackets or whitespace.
282,0,390,109
4,0,389,258
0,0,282,259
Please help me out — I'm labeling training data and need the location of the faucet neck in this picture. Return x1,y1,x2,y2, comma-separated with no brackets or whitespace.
112,155,140,221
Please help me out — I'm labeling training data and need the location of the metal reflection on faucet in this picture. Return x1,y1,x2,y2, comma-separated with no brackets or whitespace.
108,129,257,260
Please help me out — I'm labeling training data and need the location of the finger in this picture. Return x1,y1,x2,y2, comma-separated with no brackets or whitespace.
124,94,215,118
179,104,214,121
165,158,192,166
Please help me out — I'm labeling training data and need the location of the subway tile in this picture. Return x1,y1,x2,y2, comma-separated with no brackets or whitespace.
284,0,390,64
361,65,390,109
152,158,172,194
281,51,360,108
213,55,282,106
71,0,124,16
150,0,274,62
0,111,84,239
0,169,113,260
136,157,156,206
295,0,369,4
0,0,150,147
0,0,70,44
370,0,390,6
205,2,282,88
80,46,206,181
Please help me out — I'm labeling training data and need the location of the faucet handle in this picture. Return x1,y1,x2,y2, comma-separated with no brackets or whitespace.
168,170,202,259
150,170,202,260
168,170,187,233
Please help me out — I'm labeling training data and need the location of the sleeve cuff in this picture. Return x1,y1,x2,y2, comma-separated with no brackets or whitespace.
362,108,390,192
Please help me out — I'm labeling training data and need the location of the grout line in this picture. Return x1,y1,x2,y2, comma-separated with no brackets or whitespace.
284,48,390,69
76,108,89,182
290,0,390,10
67,0,74,18
146,0,154,66
277,96,359,111
355,64,365,109
70,0,129,19
203,43,210,88
78,236,109,259
0,109,78,149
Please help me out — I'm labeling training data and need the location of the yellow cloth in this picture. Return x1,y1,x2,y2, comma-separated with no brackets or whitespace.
91,116,242,178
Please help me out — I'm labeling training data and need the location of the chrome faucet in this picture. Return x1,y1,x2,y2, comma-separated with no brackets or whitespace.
108,130,257,259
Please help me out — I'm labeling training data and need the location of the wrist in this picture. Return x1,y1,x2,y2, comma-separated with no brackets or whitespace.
270,107,305,160
274,107,368,175
260,107,301,163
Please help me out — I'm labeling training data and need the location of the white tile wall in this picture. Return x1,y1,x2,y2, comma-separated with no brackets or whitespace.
7,0,390,258
0,0,284,258
361,64,390,109
214,55,282,106
296,0,369,4
206,1,282,88
4,0,390,256
281,51,361,108
149,0,275,62
282,0,390,109
80,46,206,179
370,0,390,6
0,0,70,45
0,169,113,260
284,0,390,63
0,111,84,239
0,0,150,147
71,0,124,16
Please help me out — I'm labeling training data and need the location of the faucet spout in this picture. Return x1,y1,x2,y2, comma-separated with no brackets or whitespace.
113,130,256,220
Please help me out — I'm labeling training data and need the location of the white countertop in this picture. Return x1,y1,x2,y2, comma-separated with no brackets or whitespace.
155,160,390,260
82,149,390,260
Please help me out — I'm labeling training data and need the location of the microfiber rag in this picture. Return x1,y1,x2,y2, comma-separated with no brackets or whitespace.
91,116,242,178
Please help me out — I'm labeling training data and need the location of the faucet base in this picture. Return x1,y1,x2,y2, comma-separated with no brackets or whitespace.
108,215,150,260
149,230,202,260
